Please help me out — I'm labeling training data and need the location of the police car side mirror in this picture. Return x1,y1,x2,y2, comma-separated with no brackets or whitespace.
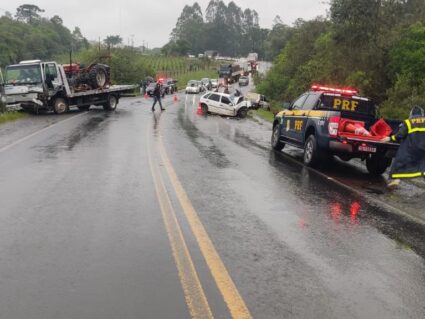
283,101,292,110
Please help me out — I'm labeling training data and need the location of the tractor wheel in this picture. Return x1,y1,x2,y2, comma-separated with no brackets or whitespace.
89,64,109,89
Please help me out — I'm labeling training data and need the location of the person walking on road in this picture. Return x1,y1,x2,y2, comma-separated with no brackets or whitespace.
381,105,425,189
151,82,165,112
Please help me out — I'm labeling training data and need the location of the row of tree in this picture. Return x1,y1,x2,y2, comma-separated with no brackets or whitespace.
0,5,89,67
257,0,425,119
164,1,268,57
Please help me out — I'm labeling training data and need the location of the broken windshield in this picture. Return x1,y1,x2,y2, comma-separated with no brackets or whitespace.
6,64,42,85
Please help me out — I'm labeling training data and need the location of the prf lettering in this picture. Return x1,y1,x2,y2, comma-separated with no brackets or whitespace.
411,118,425,124
333,99,359,111
294,120,303,131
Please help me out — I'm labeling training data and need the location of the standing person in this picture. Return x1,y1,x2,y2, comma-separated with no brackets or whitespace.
381,105,425,188
151,82,164,112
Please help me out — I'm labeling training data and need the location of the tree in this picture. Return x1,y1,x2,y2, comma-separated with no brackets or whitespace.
104,35,123,48
15,4,44,24
171,3,205,54
50,15,63,25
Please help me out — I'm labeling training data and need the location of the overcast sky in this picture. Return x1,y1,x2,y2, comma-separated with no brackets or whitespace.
0,1,329,48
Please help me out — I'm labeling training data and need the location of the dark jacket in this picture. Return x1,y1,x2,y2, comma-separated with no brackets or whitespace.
153,83,162,98
389,113,425,179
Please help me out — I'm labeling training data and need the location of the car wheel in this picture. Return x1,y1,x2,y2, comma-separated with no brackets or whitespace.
304,135,324,167
201,103,208,115
366,154,392,176
271,125,285,151
237,107,248,118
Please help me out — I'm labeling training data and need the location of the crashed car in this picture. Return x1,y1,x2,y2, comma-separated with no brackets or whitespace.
199,91,251,118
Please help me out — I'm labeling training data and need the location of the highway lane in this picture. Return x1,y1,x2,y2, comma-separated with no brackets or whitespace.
0,94,424,319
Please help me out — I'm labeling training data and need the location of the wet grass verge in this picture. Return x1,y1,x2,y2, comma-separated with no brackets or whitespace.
250,109,275,123
0,111,27,125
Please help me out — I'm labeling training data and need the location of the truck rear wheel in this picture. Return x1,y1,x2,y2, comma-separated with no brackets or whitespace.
304,135,326,168
366,154,392,176
53,98,68,114
103,95,118,111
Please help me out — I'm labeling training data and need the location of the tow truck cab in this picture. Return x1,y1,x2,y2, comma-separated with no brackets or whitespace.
271,85,401,175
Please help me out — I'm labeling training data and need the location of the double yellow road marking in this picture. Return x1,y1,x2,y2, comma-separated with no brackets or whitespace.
147,124,252,319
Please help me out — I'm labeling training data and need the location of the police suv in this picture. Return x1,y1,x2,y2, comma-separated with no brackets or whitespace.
271,85,400,175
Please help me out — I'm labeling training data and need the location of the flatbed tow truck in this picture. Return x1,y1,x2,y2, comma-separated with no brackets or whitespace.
4,60,135,114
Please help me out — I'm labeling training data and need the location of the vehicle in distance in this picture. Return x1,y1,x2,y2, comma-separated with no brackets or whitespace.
271,85,400,175
146,82,166,98
4,60,135,114
238,76,249,86
211,79,218,89
185,80,201,94
163,78,177,94
197,81,206,92
199,91,250,118
246,92,270,110
218,63,242,84
201,78,212,91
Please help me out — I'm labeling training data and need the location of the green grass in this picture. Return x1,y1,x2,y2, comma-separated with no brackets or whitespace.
252,108,275,123
0,111,27,125
175,69,219,90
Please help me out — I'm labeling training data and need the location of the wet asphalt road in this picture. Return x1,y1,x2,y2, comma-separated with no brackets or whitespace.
0,85,424,318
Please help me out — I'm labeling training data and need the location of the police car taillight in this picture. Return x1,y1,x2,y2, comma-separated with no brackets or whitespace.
328,116,340,137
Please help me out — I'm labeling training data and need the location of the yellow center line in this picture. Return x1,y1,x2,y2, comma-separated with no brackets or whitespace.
157,134,253,319
147,126,214,319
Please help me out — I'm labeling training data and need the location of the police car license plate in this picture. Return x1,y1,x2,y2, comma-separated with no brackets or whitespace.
359,145,376,153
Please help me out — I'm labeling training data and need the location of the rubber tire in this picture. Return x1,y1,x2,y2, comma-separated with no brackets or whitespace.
304,135,324,168
89,65,109,89
237,107,248,118
366,154,392,176
201,104,208,115
103,95,118,111
53,98,68,114
271,125,285,151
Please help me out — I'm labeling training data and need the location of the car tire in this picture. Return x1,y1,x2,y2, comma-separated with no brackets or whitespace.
53,97,68,114
237,107,248,118
304,135,324,168
201,103,208,115
366,154,392,176
271,125,285,151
